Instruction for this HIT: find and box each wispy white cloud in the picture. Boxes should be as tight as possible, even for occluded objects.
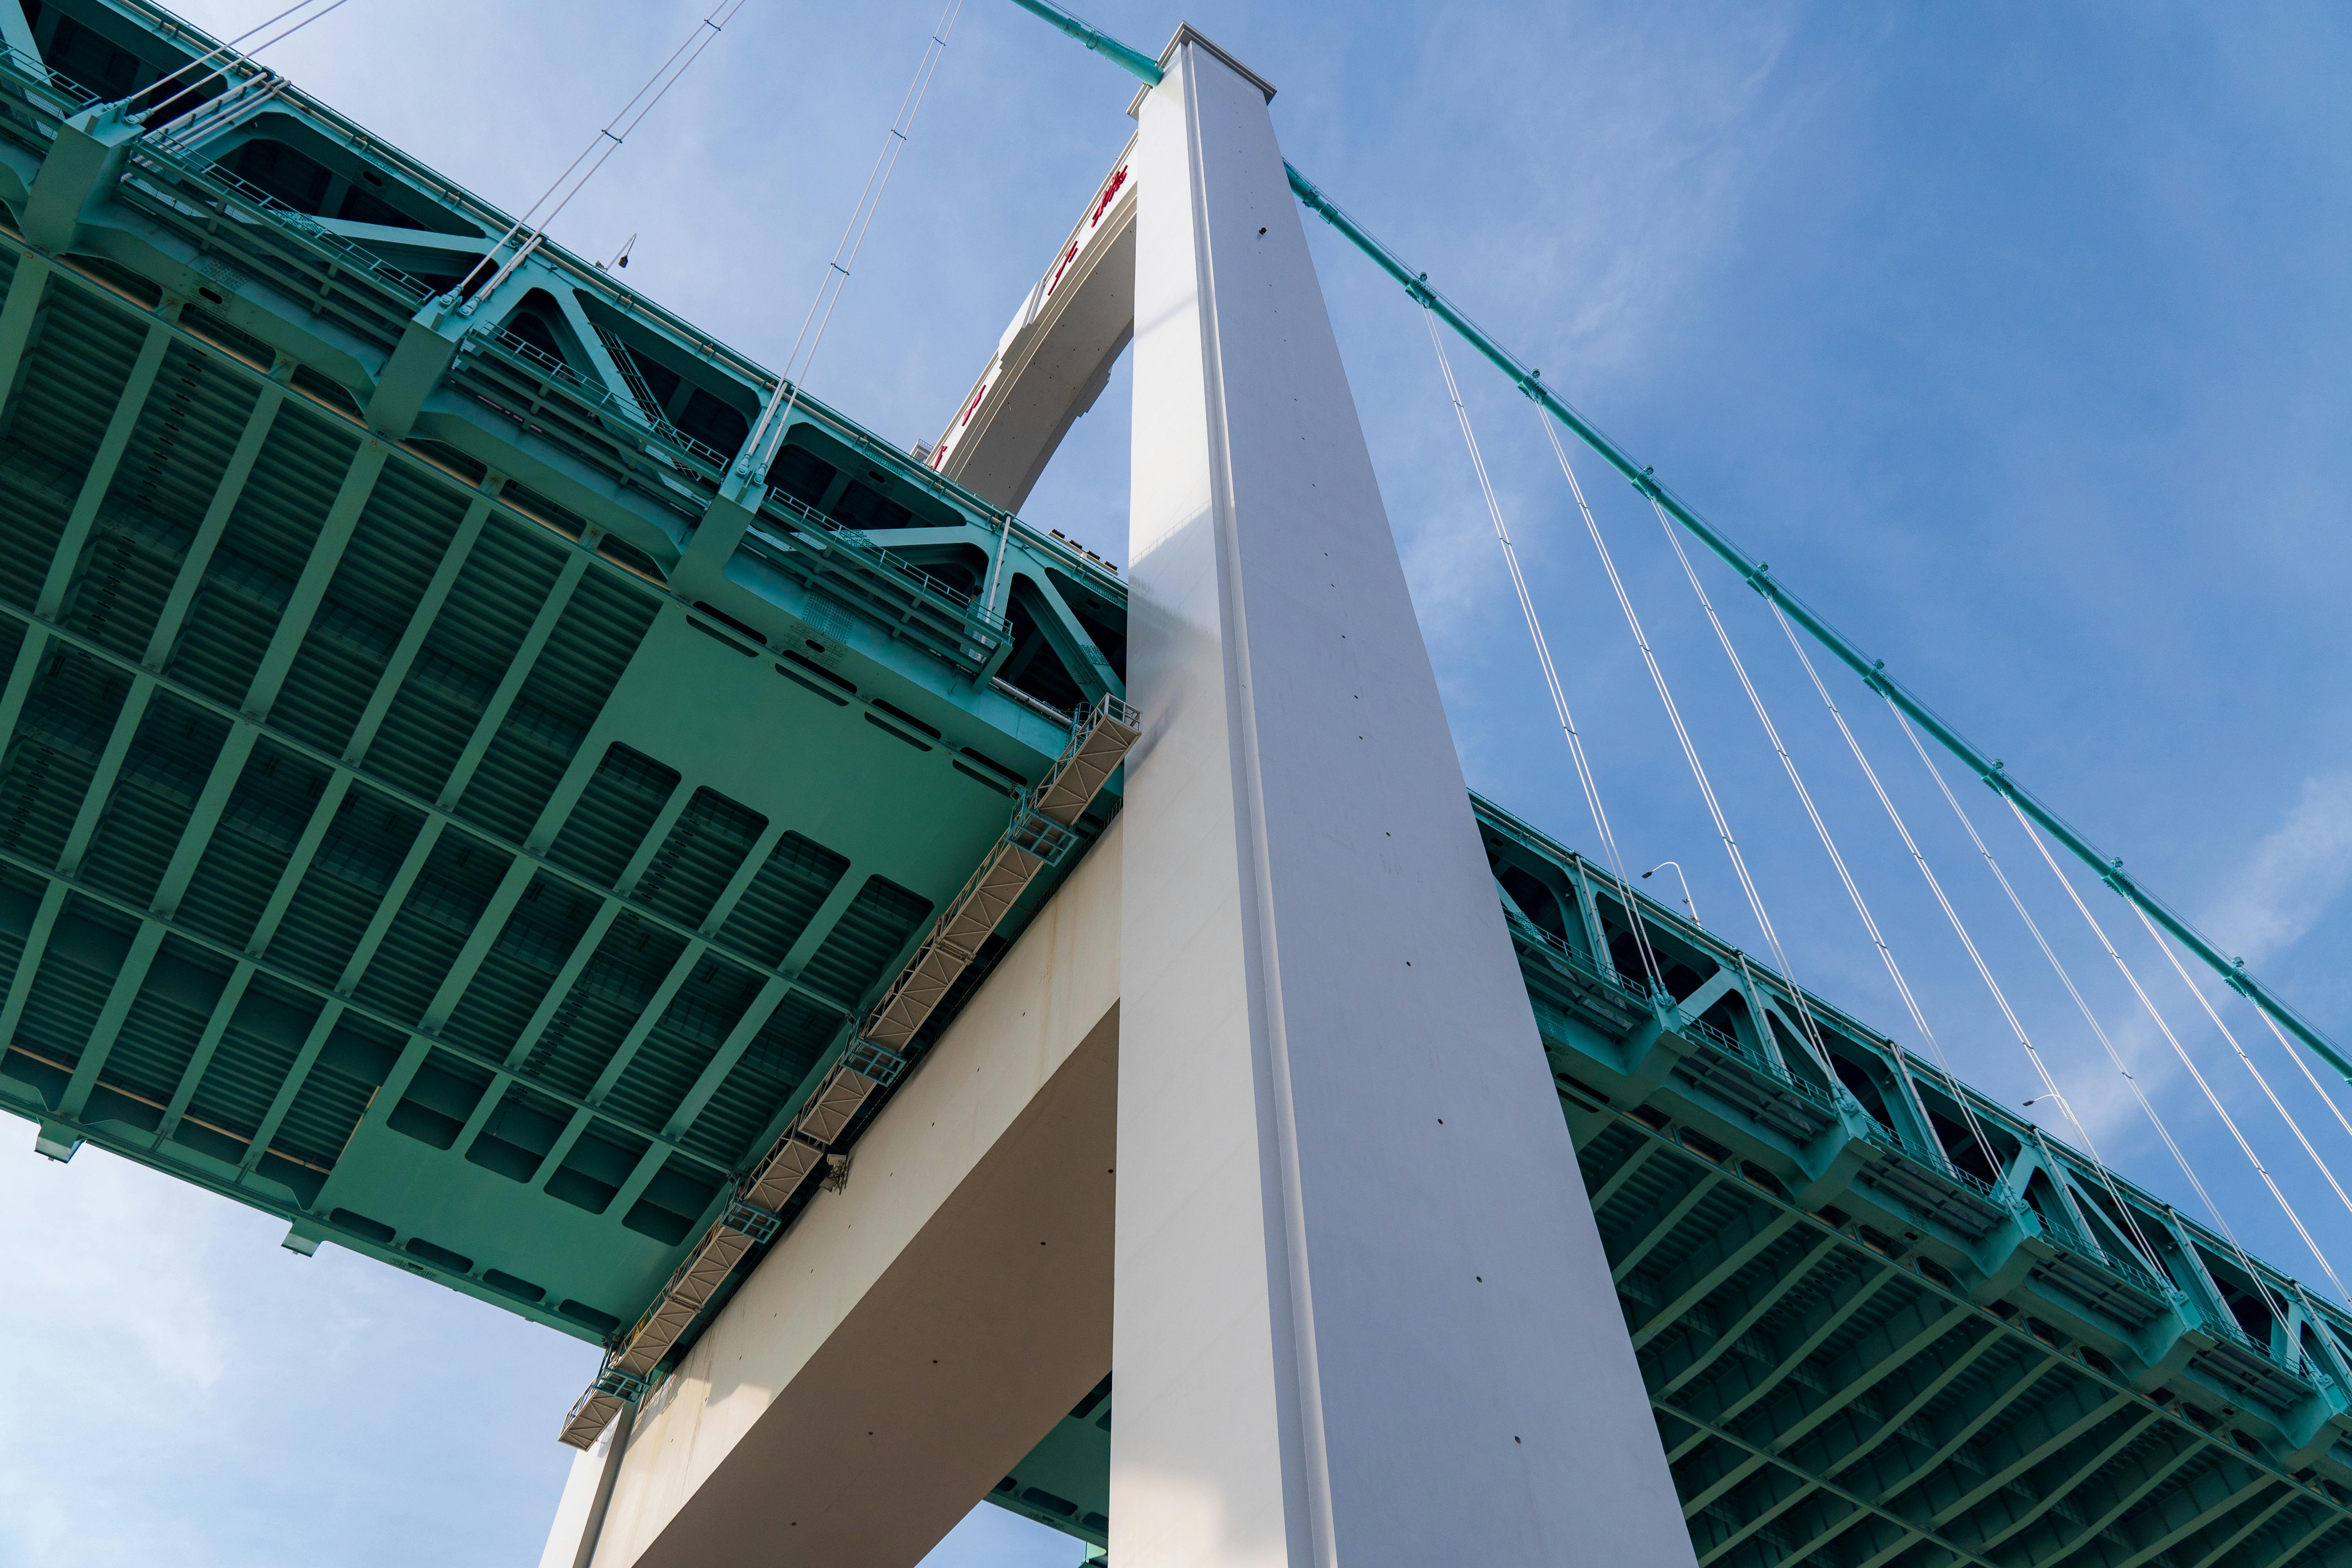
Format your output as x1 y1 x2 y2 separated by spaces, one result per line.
2047 775 2352 1213
2202 771 2352 967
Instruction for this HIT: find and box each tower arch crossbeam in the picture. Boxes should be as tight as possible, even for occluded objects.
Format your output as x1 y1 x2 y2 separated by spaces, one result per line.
925 137 1134 517
0 6 2342 1568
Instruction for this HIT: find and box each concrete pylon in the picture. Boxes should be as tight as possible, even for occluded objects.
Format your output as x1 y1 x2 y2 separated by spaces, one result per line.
1115 29 1693 1567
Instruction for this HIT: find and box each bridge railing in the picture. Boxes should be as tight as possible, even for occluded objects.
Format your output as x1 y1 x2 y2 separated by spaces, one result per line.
157 151 439 304
1672 1011 1834 1109
0 44 98 116
477 327 737 474
1501 905 1651 1007
452 328 748 526
735 499 1010 678
758 488 1009 635
114 142 426 356
1502 869 2334 1395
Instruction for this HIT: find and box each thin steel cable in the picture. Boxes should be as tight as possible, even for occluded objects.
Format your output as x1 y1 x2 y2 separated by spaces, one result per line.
1767 610 2154 1261
130 0 351 112
2004 795 2337 1310
131 0 312 98
1532 409 1839 1083
1887 701 2287 1311
2254 1005 2352 1148
456 0 751 307
1420 310 1662 995
740 0 966 475
2132 905 2352 1237
1652 503 1973 1176
141 63 268 140
152 73 287 151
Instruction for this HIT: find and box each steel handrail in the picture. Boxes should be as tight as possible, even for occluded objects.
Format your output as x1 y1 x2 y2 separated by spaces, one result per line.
128 141 436 305
0 44 98 109
757 488 1010 634
469 328 737 475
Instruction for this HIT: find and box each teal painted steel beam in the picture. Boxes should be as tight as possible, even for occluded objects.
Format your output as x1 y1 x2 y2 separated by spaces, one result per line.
342 496 492 766
0 839 734 1178
0 255 51 419
1002 0 1164 85
38 319 173 618
0 594 859 1024
143 380 285 672
1275 162 2352 1089
995 0 2349 1087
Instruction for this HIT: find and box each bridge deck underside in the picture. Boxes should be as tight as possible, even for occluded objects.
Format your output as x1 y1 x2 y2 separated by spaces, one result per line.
982 810 2352 1565
989 1075 2352 1568
0 6 2345 1566
0 234 1107 1339
990 1119 2352 1566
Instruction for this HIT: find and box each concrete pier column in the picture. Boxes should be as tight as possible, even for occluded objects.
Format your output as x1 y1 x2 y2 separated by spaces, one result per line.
550 824 1126 1568
1115 29 1694 1568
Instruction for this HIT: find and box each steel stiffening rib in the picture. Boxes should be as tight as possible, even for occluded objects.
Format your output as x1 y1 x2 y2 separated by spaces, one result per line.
0 254 52 412
1668 1405 2000 1568
0 595 856 1023
2056 1436 2207 1559
1966 1409 2165 1552
2111 1470 2276 1568
57 443 397 1142
2184 1488 2305 1568
559 694 1141 1448
2230 1498 2338 1568
0 840 726 1174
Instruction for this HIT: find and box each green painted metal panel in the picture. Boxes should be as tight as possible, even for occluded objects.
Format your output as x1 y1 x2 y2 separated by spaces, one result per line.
0 0 1130 1367
0 7 2341 1563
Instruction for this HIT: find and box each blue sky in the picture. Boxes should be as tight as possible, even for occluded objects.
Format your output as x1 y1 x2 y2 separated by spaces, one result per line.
5 2 2349 1564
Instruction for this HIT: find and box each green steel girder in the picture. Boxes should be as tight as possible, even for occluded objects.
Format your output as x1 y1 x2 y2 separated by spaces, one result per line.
0 7 2344 1564
2229 1506 2345 1568
0 249 49 391
997 1093 2352 1566
0 284 773 1183
0 527 894 1047
34 313 168 613
1655 1232 1849 1403
0 8 1124 715
992 810 2352 1562
0 5 1129 1345
0 841 718 1166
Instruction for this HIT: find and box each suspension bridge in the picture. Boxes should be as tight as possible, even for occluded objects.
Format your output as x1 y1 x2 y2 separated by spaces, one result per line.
0 2 2346 1566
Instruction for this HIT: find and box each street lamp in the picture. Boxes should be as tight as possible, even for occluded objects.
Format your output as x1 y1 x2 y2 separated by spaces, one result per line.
1642 861 1701 929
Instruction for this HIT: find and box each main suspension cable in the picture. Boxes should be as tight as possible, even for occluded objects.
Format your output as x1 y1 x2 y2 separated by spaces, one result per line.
2007 799 2344 1308
1532 410 1839 1085
1653 505 1976 1176
1419 309 1662 995
740 0 967 478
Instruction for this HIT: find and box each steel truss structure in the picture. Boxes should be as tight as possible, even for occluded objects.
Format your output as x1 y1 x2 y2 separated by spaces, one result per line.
0 3 2343 1563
